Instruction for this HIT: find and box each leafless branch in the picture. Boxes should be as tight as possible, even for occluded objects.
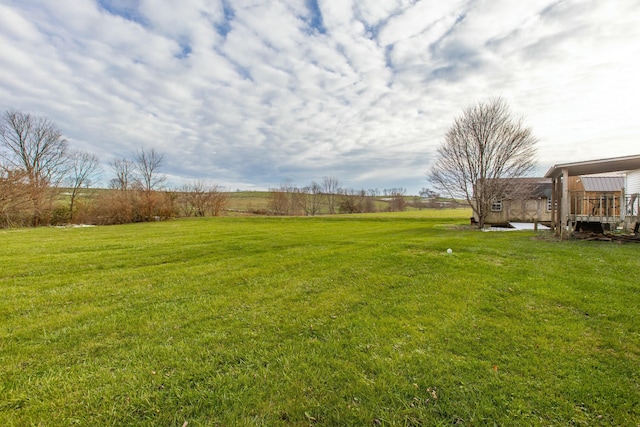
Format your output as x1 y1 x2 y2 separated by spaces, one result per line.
428 98 537 228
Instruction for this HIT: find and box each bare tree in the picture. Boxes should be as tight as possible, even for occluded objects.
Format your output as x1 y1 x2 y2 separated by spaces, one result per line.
109 158 135 191
209 185 229 216
180 180 228 217
322 176 340 214
180 180 207 217
303 181 324 216
134 148 166 220
419 187 440 199
384 187 407 212
269 179 304 216
66 150 102 222
135 148 166 193
338 188 375 213
428 98 537 228
102 157 139 223
361 190 376 213
338 188 359 213
268 189 289 215
0 110 69 225
0 166 30 227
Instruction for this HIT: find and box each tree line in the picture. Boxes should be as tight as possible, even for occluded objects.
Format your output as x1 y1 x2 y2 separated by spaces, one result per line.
1 109 431 228
0 109 229 228
3 97 535 230
267 177 412 216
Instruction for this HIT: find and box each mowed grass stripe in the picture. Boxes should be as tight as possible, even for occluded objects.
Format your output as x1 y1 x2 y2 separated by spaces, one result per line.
1 210 639 425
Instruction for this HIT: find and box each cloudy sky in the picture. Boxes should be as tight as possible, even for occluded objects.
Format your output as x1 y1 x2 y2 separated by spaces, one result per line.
1 0 639 193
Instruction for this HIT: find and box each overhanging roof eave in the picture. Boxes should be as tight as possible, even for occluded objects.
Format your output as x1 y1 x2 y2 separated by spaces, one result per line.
543 154 640 179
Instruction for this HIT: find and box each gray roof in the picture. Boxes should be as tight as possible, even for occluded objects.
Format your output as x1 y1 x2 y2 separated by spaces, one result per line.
544 154 640 179
487 177 552 199
580 176 624 192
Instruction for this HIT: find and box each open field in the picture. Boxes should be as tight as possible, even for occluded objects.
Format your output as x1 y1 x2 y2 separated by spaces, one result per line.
1 210 639 426
225 191 272 214
223 191 430 215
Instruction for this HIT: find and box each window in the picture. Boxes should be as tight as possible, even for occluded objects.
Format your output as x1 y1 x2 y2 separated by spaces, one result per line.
491 200 502 212
546 197 556 211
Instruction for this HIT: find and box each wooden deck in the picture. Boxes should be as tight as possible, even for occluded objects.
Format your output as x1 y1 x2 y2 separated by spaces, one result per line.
569 193 639 230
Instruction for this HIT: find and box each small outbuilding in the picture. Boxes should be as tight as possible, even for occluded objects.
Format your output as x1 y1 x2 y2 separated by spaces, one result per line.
475 177 553 226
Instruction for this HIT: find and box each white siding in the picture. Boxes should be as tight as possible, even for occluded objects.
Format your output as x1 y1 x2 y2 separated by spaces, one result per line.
626 169 640 194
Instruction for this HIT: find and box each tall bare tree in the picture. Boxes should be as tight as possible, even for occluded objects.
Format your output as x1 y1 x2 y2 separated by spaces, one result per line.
135 148 166 193
304 181 324 216
134 148 166 220
0 110 69 225
66 150 102 222
428 98 537 228
322 176 340 214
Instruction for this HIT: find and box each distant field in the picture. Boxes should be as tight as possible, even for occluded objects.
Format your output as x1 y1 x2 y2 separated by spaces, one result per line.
223 191 427 215
1 210 639 426
56 189 453 218
226 191 272 214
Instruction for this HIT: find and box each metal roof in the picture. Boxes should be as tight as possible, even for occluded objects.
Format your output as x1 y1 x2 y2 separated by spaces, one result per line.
579 176 624 192
544 154 640 179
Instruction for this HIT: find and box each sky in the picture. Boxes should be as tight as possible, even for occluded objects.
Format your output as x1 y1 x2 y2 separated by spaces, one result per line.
1 0 639 194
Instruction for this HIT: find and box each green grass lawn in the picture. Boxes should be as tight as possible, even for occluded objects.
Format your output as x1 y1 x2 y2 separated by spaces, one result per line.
1 210 639 426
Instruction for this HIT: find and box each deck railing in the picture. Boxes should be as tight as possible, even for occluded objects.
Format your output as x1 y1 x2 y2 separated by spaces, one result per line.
569 192 640 220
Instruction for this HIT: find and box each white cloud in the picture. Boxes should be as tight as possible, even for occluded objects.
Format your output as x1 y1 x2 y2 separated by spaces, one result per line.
0 0 639 193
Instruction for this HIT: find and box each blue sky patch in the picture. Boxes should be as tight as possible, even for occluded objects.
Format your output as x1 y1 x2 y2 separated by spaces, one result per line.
215 1 235 38
305 0 326 34
97 0 146 26
176 43 192 59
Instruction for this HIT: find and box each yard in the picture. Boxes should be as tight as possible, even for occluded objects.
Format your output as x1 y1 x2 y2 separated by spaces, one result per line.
1 210 639 425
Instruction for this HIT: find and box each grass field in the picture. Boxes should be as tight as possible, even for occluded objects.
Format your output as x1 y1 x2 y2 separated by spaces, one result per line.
223 191 419 214
1 210 639 426
225 191 272 214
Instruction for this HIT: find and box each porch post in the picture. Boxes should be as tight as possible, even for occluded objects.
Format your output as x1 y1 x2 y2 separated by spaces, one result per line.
562 168 571 236
554 177 562 236
551 177 557 234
